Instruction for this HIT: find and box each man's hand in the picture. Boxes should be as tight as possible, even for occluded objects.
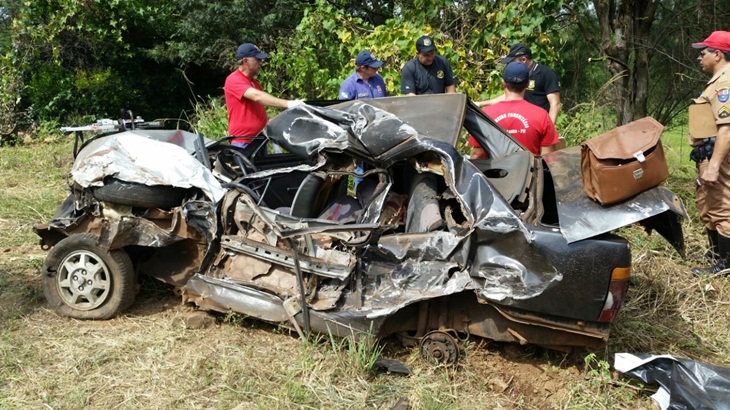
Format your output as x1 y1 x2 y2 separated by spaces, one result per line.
287 100 305 109
702 163 721 185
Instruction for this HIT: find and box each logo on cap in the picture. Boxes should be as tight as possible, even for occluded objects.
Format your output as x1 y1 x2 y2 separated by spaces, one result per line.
423 38 432 47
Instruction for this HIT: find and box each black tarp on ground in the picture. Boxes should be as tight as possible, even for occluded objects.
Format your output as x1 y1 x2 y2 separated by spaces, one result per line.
615 353 730 410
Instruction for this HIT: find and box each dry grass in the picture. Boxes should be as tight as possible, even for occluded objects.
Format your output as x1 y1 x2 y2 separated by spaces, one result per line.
1 129 728 409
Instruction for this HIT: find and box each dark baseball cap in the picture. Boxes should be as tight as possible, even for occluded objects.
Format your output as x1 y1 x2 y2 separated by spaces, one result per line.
503 62 530 85
236 43 269 60
416 35 436 53
692 31 730 52
500 44 532 63
355 50 384 68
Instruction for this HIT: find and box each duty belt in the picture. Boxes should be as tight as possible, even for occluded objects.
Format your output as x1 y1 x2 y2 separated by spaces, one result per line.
690 137 716 163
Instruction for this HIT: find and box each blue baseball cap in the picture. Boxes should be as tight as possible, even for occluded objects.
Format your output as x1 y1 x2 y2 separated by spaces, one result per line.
503 62 530 85
236 43 269 60
355 50 383 68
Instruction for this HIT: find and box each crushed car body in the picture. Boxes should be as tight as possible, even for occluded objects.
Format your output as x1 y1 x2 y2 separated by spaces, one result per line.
35 94 686 363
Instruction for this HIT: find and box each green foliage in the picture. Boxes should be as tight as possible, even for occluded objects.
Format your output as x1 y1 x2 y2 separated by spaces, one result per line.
190 96 229 140
1 0 198 132
583 353 611 388
0 54 23 136
26 63 74 120
0 0 714 140
148 0 306 68
265 0 565 102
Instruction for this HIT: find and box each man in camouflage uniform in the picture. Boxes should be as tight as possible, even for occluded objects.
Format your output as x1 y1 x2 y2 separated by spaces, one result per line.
689 31 730 276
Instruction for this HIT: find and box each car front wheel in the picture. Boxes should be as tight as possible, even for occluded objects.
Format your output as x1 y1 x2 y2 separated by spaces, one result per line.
41 233 136 319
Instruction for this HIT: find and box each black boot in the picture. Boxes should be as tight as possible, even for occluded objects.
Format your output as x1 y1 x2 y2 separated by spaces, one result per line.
705 229 719 262
692 233 730 277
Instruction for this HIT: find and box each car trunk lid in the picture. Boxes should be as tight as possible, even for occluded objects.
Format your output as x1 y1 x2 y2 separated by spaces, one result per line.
543 146 686 255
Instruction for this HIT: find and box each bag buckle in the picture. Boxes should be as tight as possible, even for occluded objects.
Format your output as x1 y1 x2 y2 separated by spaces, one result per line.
633 150 646 163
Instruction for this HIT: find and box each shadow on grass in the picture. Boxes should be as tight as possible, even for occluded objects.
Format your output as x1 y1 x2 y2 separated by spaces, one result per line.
0 260 46 327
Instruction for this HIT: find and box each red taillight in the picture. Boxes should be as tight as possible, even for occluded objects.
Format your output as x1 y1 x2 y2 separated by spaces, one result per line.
598 266 631 322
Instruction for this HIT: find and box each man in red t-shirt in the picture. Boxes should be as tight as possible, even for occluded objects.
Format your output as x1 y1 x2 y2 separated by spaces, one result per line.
469 62 559 158
224 43 304 147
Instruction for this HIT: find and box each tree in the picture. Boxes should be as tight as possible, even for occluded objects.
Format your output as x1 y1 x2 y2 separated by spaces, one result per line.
565 0 659 125
267 0 565 102
564 0 730 126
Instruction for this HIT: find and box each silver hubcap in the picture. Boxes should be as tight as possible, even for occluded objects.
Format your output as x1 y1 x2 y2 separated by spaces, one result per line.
57 250 111 310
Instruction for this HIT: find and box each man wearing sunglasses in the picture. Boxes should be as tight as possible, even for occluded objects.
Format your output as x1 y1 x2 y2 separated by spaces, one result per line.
688 31 730 276
224 43 304 148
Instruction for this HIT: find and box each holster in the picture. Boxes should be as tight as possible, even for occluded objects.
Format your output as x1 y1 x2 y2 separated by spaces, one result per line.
690 137 716 163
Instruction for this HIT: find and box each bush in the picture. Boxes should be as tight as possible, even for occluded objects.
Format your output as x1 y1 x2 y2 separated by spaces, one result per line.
190 96 228 140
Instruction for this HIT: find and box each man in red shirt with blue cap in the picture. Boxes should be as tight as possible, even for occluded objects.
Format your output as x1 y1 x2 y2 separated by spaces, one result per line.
469 62 559 158
224 43 304 148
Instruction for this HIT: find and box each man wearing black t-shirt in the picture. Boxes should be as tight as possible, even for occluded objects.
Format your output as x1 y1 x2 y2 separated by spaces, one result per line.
478 44 561 124
400 35 456 95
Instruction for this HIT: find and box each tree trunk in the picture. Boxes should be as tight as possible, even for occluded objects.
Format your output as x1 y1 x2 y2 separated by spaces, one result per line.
590 0 659 125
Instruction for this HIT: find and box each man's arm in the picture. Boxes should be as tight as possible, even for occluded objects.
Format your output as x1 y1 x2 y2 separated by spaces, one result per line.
701 123 730 184
243 87 290 109
547 92 561 123
400 61 417 95
476 94 505 108
443 59 457 94
338 81 354 100
540 144 557 155
470 146 487 159
539 112 560 155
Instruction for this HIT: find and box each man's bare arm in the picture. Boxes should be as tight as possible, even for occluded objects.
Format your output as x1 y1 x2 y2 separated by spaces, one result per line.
540 144 557 155
470 146 487 159
547 92 561 124
475 94 505 108
243 87 290 109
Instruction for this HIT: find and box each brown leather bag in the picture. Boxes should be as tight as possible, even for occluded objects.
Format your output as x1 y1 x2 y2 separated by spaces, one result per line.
580 117 669 205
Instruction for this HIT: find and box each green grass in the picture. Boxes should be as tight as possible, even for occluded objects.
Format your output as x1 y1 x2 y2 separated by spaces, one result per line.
0 138 73 248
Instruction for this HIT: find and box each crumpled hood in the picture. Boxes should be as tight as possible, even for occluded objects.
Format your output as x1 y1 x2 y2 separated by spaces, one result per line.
72 132 226 203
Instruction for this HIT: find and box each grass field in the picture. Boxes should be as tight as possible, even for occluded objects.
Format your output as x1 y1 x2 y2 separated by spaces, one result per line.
0 125 728 410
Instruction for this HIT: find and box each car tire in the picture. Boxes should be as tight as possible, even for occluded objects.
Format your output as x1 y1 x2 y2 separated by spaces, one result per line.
92 178 190 209
41 233 136 320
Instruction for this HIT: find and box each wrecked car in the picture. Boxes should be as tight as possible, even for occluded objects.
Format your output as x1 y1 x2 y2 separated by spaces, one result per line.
35 94 685 364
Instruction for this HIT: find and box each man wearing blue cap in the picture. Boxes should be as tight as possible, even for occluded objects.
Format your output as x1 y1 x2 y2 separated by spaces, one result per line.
469 62 559 158
339 50 388 100
478 44 561 124
224 43 304 148
400 35 456 95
